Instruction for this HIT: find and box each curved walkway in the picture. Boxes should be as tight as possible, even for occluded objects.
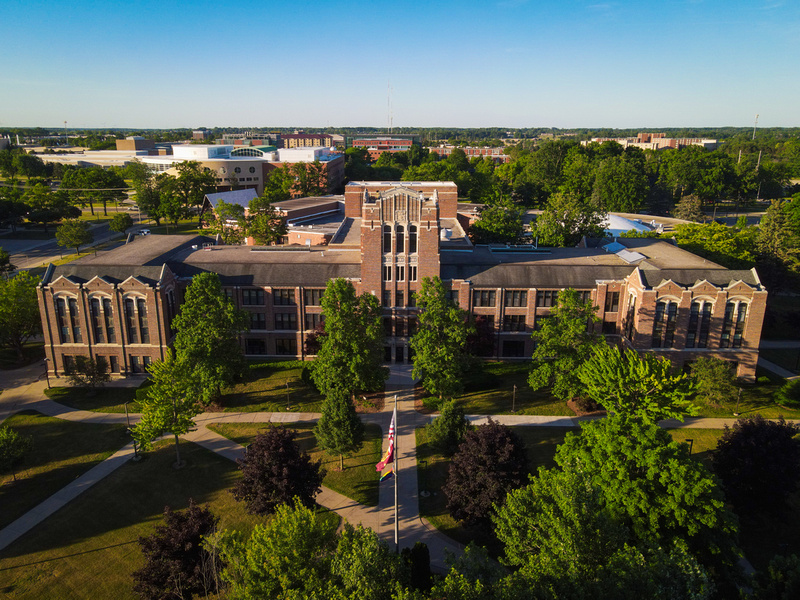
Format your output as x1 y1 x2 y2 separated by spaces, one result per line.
2 363 797 571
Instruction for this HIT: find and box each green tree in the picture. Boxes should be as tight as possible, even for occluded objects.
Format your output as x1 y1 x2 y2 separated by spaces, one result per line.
0 247 14 275
55 219 93 254
468 196 526 244
126 159 163 225
758 198 800 273
690 357 737 407
410 276 474 400
427 399 471 456
171 161 217 211
171 272 248 405
0 271 42 364
232 426 324 515
311 278 386 401
577 344 698 422
132 352 201 468
108 212 133 234
262 165 293 203
528 288 602 402
207 199 246 245
66 355 110 389
673 194 705 222
591 155 649 213
23 185 80 233
314 391 364 471
246 196 287 245
555 416 740 584
533 192 605 247
442 418 528 525
217 499 337 600
0 425 33 482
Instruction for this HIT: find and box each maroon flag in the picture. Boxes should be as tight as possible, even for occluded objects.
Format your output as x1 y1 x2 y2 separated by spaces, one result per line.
375 412 395 472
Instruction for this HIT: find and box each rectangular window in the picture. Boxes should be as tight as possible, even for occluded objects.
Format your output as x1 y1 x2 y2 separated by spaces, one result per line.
652 301 677 348
125 299 138 344
396 318 406 337
249 312 266 330
396 266 405 282
90 298 104 344
304 289 324 306
503 314 526 332
274 313 297 330
242 289 265 306
408 317 417 336
224 288 234 302
577 291 591 303
245 339 267 355
275 338 297 355
109 355 119 373
305 313 324 331
536 290 558 308
63 354 76 374
129 355 141 374
408 292 416 308
103 298 116 343
273 289 295 306
383 290 391 307
604 291 620 313
602 320 618 335
383 265 392 282
472 290 496 307
625 295 636 340
137 299 149 344
447 290 460 306
501 340 526 357
56 298 69 343
68 298 82 343
395 290 404 308
504 290 528 308
384 317 393 337
409 266 418 282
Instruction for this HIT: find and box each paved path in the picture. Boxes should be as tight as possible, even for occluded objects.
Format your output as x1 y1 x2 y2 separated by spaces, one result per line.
1 361 797 570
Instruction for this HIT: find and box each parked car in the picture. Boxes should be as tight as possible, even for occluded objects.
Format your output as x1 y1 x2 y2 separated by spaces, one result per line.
138 229 150 236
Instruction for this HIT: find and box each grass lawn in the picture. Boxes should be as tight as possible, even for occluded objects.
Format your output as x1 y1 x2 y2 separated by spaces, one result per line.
0 410 130 530
692 380 800 419
423 361 571 416
207 422 383 507
0 440 288 600
0 342 45 371
44 385 142 414
219 361 324 413
145 219 204 236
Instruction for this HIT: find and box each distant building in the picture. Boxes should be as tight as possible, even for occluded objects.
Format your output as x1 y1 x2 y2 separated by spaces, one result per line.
583 133 718 151
430 145 510 163
282 133 334 148
192 129 210 140
38 181 766 381
346 134 420 161
116 137 156 152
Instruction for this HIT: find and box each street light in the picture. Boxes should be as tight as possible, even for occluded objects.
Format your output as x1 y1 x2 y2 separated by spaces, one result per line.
125 402 141 462
43 358 51 389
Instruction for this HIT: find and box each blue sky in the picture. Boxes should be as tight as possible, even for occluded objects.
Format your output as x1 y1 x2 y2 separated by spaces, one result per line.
1 0 798 129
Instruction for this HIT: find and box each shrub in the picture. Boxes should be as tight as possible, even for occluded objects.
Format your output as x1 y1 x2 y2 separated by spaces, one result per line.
427 400 471 456
775 378 800 409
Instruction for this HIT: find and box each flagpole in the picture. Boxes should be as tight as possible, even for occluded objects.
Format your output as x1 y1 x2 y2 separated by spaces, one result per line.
394 394 399 554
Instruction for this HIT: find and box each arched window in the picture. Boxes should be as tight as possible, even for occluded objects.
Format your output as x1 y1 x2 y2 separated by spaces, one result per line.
396 225 405 253
686 300 712 348
652 300 678 348
383 225 392 253
409 225 417 253
721 301 748 348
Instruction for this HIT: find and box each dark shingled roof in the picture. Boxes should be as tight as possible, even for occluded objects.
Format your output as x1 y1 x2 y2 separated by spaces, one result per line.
442 264 637 288
49 265 167 286
172 262 361 287
641 269 760 288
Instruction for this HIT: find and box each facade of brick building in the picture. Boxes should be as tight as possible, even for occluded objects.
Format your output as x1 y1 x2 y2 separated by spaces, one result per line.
38 181 766 381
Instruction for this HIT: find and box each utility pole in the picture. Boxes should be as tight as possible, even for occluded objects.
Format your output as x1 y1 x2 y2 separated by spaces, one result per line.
752 114 759 141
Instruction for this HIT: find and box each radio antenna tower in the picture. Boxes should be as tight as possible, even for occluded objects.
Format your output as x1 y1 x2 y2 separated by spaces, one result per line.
387 81 393 133
752 114 759 141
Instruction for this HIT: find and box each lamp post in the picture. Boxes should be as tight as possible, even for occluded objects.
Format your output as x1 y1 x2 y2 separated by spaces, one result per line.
512 384 517 413
43 358 51 389
686 439 694 455
125 402 141 462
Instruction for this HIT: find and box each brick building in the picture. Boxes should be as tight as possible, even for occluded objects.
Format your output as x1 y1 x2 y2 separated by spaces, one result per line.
282 133 334 148
37 181 766 381
430 145 511 163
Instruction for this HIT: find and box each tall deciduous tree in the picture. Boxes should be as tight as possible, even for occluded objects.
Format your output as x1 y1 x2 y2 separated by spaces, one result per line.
0 247 14 275
56 219 93 254
311 278 385 401
591 154 649 213
427 399 471 456
577 344 698 422
172 272 248 405
555 416 740 585
533 191 605 247
528 288 602 402
314 391 364 471
207 200 246 245
132 500 220 600
246 196 287 246
468 196 526 244
23 185 80 233
232 426 324 516
690 357 737 407
0 271 42 364
410 276 474 400
171 161 217 211
713 415 800 513
442 418 528 525
132 352 201 468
